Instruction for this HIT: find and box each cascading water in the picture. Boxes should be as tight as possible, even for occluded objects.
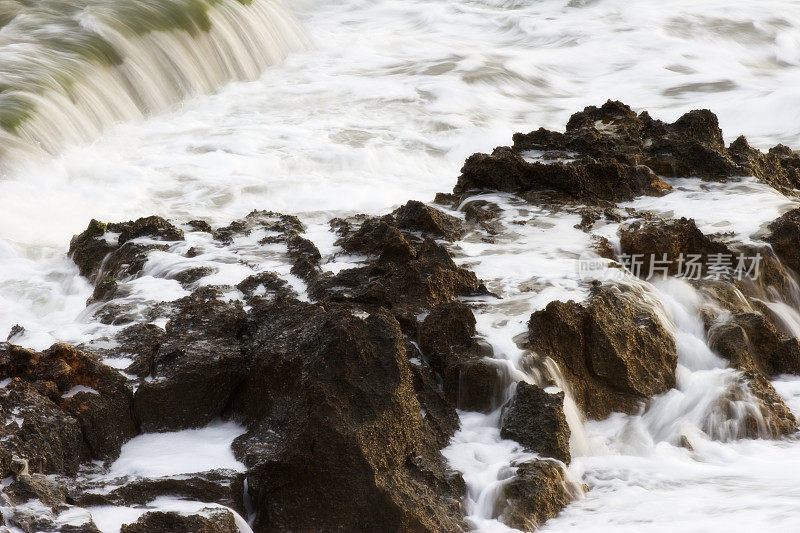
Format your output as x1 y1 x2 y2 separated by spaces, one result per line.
0 0 308 162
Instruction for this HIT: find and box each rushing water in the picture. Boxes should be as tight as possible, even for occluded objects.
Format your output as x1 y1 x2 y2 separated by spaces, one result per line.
3 0 800 531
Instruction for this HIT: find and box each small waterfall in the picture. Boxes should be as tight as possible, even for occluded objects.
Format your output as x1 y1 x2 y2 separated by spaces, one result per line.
0 0 309 160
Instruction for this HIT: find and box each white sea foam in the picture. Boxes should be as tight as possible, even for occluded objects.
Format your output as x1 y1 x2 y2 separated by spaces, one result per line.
108 419 246 477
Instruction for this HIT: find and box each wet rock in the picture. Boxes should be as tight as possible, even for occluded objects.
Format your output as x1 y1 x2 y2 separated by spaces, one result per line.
710 312 800 376
284 230 322 279
765 208 800 274
457 100 800 202
407 357 460 449
69 470 245 516
450 357 510 413
419 302 478 374
500 382 570 464
310 237 486 315
0 380 82 477
4 473 66 507
6 325 24 343
235 271 297 302
187 220 213 233
212 210 303 244
393 200 465 241
133 288 246 431
69 217 183 282
418 302 505 411
499 460 578 531
172 266 216 288
528 284 678 419
232 298 466 532
0 343 136 461
455 146 670 203
120 508 238 533
619 217 731 277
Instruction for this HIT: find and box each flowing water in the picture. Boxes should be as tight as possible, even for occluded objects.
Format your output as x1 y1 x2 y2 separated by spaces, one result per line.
3 0 800 531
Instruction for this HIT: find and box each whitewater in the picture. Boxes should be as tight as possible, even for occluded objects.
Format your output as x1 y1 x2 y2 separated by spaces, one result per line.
3 0 800 531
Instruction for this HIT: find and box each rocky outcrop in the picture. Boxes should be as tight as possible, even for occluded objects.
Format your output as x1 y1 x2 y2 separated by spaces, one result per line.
69 216 184 286
310 211 487 321
766 208 800 274
120 508 239 533
528 284 678 419
456 146 670 203
0 343 137 466
499 460 579 532
132 288 247 432
232 298 466 532
513 100 800 193
500 382 571 464
619 217 731 277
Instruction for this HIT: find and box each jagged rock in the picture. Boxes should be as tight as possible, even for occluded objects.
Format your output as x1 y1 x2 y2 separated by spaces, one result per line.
456 146 670 203
0 380 82 477
120 508 238 533
457 101 800 203
766 208 800 274
450 357 510 413
710 312 800 376
528 284 678 419
0 343 136 461
393 200 465 241
619 217 731 277
4 473 66 507
418 302 505 411
500 382 570 464
499 460 577 531
232 298 466 532
187 220 213 233
212 210 303 244
419 302 479 374
407 358 460 449
69 470 245 516
235 271 297 302
69 217 184 283
6 325 24 343
309 237 486 315
133 288 246 431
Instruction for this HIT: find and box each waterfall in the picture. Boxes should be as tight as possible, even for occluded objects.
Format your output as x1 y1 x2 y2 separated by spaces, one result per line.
0 0 309 162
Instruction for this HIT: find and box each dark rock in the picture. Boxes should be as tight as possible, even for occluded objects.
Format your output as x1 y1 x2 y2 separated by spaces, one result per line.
187 220 213 233
213 210 303 244
528 285 678 419
499 460 578 531
69 217 183 284
6 324 24 342
0 380 82 477
455 146 670 203
232 298 466 532
449 357 510 413
235 271 297 302
418 302 506 412
710 312 800 376
393 200 465 241
0 343 136 461
619 217 731 277
419 302 478 375
500 382 571 464
133 288 246 431
766 208 800 274
69 469 245 516
309 238 486 314
120 508 238 533
172 266 215 287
